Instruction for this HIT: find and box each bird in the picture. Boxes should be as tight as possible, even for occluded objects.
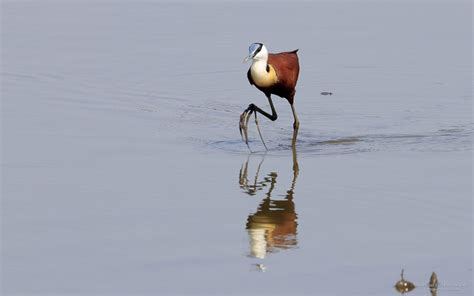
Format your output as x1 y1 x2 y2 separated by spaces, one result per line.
240 42 300 149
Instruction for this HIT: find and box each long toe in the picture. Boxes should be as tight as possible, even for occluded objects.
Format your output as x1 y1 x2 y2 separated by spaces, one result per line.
254 113 268 150
239 111 249 141
243 113 249 145
239 113 245 140
244 110 253 144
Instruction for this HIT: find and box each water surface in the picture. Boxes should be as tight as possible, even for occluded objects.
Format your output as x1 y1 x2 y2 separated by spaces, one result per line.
2 0 472 295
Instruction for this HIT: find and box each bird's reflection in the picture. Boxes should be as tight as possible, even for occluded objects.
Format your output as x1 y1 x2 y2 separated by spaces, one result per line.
238 146 299 259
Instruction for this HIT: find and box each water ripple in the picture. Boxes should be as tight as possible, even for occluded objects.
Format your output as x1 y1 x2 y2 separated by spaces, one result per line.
207 127 472 155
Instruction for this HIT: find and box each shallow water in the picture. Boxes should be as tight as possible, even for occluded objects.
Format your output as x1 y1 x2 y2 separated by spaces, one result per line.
2 0 472 295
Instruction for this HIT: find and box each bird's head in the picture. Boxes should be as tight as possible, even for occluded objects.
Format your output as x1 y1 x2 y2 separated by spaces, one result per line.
243 43 268 63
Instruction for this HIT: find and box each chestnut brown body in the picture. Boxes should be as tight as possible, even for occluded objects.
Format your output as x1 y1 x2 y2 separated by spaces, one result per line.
247 49 300 105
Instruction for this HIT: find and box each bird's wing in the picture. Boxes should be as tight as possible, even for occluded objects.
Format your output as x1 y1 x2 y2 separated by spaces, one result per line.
268 51 299 72
268 51 299 77
247 68 254 85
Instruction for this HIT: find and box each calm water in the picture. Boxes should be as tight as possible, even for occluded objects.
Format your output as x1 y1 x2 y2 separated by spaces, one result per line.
2 1 472 295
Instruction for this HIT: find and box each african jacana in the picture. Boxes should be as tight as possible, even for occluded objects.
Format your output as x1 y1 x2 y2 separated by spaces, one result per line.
240 42 300 149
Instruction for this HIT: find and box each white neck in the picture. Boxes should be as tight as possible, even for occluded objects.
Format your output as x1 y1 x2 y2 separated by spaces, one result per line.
251 59 268 76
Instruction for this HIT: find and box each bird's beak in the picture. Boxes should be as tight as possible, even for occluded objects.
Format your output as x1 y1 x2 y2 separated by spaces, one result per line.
243 54 253 63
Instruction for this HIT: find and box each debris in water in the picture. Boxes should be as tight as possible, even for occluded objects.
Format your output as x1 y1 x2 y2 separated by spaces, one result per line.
429 272 438 296
320 91 333 95
394 269 415 294
255 263 267 272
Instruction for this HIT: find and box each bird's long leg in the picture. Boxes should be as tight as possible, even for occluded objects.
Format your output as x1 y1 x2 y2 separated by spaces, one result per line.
290 103 300 147
251 94 278 122
254 112 268 151
291 143 299 177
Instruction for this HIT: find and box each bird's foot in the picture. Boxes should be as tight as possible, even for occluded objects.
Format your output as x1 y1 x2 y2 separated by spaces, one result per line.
239 104 258 149
239 105 254 149
239 104 269 151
